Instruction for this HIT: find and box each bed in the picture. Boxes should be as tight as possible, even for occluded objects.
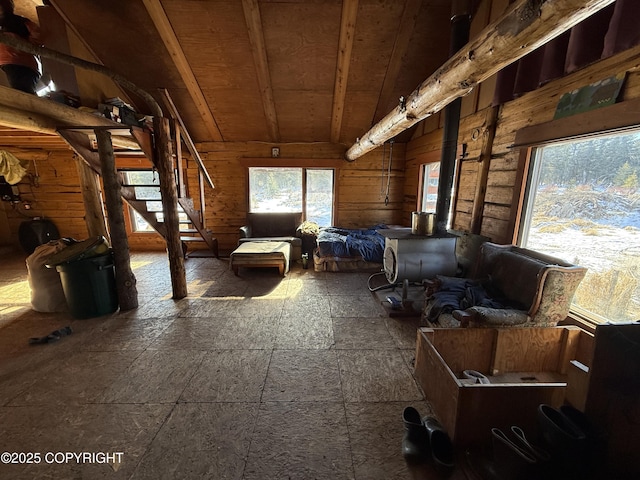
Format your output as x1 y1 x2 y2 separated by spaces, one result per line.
313 225 386 272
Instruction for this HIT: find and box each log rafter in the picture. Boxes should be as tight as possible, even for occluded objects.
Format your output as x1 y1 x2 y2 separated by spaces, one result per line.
330 0 359 144
242 0 280 143
141 0 223 142
345 0 616 161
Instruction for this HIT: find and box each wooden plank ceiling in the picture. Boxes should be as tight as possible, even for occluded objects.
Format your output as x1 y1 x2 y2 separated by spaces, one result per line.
36 0 452 146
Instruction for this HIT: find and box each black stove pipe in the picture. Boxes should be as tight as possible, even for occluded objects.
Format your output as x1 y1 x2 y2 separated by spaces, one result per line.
435 6 472 234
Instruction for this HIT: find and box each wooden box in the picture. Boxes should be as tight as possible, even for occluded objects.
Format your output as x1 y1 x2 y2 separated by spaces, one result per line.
414 326 590 446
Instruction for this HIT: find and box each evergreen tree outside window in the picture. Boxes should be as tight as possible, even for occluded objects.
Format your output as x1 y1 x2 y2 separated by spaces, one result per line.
519 130 640 324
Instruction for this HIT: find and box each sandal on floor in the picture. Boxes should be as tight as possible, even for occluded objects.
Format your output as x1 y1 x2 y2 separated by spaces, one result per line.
29 326 73 345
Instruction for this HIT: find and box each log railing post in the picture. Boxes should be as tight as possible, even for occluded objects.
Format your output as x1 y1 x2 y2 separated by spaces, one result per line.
95 128 139 311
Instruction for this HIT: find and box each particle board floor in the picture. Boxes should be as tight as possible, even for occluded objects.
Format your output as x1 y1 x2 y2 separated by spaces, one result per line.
0 250 474 480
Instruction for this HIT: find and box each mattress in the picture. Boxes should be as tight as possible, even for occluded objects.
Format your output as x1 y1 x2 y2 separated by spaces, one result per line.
316 226 386 263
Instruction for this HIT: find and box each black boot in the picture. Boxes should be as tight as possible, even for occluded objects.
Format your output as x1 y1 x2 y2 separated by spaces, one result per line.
423 415 455 476
402 406 428 463
491 428 538 479
559 405 608 479
537 404 587 479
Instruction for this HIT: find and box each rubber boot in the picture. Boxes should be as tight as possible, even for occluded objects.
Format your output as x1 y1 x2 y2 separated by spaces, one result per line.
423 415 455 476
510 426 552 478
491 428 538 479
559 405 608 479
537 404 587 479
402 406 428 463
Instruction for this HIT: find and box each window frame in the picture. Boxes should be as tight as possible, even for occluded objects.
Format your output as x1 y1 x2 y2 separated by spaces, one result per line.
512 97 640 329
240 158 341 226
415 148 442 213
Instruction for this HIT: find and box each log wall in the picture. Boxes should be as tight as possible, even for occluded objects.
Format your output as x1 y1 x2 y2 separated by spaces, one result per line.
195 141 406 255
2 148 166 251
405 9 640 244
3 149 89 246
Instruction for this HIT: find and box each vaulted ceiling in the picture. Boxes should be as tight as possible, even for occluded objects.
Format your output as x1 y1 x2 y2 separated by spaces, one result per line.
22 0 455 147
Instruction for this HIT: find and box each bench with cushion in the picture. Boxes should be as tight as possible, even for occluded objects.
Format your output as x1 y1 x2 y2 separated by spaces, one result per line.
230 240 291 276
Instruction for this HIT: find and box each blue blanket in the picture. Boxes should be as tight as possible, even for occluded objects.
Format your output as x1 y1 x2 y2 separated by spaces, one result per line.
317 225 386 263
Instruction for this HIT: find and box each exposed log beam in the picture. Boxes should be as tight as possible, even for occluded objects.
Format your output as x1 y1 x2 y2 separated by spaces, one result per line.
345 0 616 161
0 91 141 150
142 0 223 142
330 0 359 144
242 0 280 143
373 0 422 124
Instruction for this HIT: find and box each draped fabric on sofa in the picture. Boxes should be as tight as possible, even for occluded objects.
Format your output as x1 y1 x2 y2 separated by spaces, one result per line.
492 0 640 106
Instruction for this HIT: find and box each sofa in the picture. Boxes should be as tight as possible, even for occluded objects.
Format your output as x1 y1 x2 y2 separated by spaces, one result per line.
239 212 303 260
422 242 587 328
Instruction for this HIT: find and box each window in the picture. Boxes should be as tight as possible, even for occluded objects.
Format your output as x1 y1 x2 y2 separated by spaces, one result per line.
249 167 334 226
419 162 440 213
518 130 640 324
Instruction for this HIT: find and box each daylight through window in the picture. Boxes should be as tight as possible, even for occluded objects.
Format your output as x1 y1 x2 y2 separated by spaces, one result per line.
518 130 640 324
420 162 440 213
249 167 334 227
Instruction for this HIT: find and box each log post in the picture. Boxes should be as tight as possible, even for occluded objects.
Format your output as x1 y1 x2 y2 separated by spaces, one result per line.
154 116 187 299
95 129 138 311
74 155 109 239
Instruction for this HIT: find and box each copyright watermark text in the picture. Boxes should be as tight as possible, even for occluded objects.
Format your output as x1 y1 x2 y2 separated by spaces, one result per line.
1 451 124 465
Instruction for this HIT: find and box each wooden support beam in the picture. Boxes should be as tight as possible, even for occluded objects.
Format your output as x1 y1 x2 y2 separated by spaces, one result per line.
74 155 109 239
330 0 359 144
470 105 499 234
242 0 280 142
345 0 616 161
58 128 102 172
153 116 188 299
95 129 139 312
142 0 223 142
373 0 422 124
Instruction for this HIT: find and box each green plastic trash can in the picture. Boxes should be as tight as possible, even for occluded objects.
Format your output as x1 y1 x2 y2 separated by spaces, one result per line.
45 237 119 319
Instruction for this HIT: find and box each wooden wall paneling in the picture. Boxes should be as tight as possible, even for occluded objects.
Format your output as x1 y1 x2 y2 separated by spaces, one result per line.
261 1 340 142
479 216 510 244
456 161 480 202
365 0 420 125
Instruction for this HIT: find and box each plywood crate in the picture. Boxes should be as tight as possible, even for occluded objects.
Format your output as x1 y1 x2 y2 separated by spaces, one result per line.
414 326 590 446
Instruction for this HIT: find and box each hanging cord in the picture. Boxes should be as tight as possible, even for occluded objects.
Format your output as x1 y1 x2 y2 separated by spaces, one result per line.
384 140 394 206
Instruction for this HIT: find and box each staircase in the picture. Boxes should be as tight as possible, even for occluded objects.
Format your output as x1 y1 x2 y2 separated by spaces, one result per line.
57 123 218 258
